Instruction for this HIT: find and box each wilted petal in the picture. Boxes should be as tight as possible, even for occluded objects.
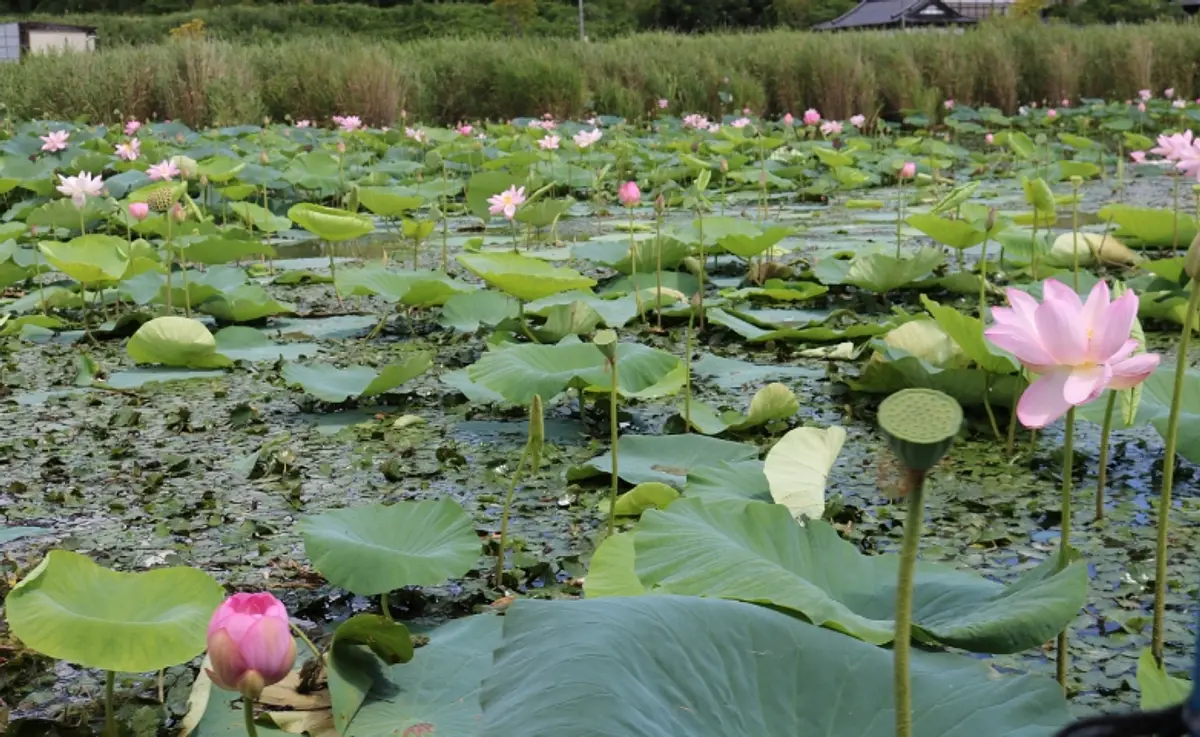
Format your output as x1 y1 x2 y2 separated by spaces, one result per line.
1034 295 1087 365
1062 364 1112 405
1017 369 1073 429
1109 353 1160 389
1095 291 1139 361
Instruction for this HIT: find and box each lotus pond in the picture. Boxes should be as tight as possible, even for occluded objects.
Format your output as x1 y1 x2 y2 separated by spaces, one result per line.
2 99 1200 737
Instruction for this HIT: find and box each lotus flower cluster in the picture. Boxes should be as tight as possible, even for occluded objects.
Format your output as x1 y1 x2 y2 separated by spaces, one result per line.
488 185 526 220
405 126 428 144
985 280 1159 428
730 117 751 129
682 114 711 130
206 593 296 700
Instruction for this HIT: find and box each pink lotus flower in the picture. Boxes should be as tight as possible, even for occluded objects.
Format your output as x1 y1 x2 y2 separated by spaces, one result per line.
943 99 955 110
295 120 311 128
899 162 916 179
802 109 821 126
116 139 141 162
1130 150 1147 163
457 123 473 136
147 159 180 181
336 141 346 154
618 180 640 207
1174 99 1187 110
707 123 721 133
657 98 669 110
742 107 752 115
488 185 526 220
731 117 751 129
334 115 362 132
985 280 1159 428
405 126 427 144
783 113 795 126
1139 89 1153 101
1061 98 1071 107
40 130 69 153
1046 108 1058 119
124 120 142 136
1150 130 1194 161
985 133 995 145
573 129 602 148
850 114 866 128
129 202 149 221
682 114 709 130
56 172 103 208
206 593 296 700
538 135 560 150
1139 102 1147 113
1166 87 1176 98
820 120 843 136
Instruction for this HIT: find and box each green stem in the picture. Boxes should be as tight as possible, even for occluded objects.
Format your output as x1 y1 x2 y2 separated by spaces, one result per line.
685 306 694 428
242 696 258 737
495 443 531 588
655 209 664 331
696 212 705 331
1096 391 1117 521
380 592 392 621
1071 182 1080 292
517 302 540 344
165 218 174 312
895 178 904 259
607 357 620 537
441 161 449 271
628 207 644 322
978 236 989 319
1172 172 1181 258
1152 283 1200 664
105 671 116 737
893 472 926 737
1005 370 1022 456
1056 405 1076 692
982 373 1001 440
288 622 323 665
178 243 191 318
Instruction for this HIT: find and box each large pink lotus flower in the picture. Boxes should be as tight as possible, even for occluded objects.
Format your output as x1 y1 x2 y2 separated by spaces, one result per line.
985 280 1159 428
618 181 640 207
56 172 103 208
802 109 821 126
334 115 362 132
206 593 296 699
1151 131 1194 161
538 134 560 150
147 159 180 181
124 119 142 136
129 202 149 221
40 130 69 153
820 120 843 137
116 139 141 162
488 185 526 220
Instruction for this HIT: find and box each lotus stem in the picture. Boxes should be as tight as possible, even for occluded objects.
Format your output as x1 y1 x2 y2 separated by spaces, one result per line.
628 208 645 322
105 670 116 737
1005 371 1022 456
893 471 926 737
982 373 1001 440
33 245 46 316
685 305 694 429
1056 405 1076 692
242 695 258 737
655 208 664 331
1172 171 1182 259
441 161 450 271
178 244 191 318
1096 391 1117 521
1152 284 1200 664
607 355 620 537
696 212 705 331
380 591 392 621
288 622 324 665
496 441 531 587
1071 180 1081 292
978 235 989 319
895 178 904 259
516 302 540 344
165 218 174 312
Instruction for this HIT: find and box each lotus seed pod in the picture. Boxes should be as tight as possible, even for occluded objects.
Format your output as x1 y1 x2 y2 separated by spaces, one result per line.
145 186 175 213
877 388 962 473
1186 233 1200 283
1069 175 1083 186
593 329 618 363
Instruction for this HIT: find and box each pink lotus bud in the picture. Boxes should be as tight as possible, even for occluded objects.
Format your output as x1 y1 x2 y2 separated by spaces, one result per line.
899 162 916 180
654 192 665 213
1130 150 1146 163
720 158 728 173
206 593 296 700
802 109 821 126
260 151 269 165
129 202 149 221
618 180 640 207
336 141 346 154
1166 88 1176 99
782 113 795 127
1138 102 1147 113
169 203 186 223
985 133 995 145
1046 108 1058 119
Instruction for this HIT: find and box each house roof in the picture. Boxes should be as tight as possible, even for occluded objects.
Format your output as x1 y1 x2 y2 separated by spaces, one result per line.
14 21 97 34
814 0 975 30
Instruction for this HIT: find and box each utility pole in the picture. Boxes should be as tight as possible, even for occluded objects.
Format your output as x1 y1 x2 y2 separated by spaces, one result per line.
578 0 586 41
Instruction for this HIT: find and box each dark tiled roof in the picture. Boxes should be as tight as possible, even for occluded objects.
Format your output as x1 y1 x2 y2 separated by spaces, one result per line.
814 0 974 29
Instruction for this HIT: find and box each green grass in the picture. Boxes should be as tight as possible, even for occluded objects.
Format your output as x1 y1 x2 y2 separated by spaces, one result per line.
3 21 1200 128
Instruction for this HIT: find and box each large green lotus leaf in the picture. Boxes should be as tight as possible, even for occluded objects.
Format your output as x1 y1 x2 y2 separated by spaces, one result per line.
457 252 595 302
571 236 691 275
299 499 480 596
813 249 944 293
514 197 574 228
228 202 291 234
439 290 520 333
465 170 526 222
335 267 474 306
200 285 296 322
1137 647 1191 710
684 460 771 503
287 203 374 242
717 225 794 259
127 316 232 369
480 596 1072 737
667 216 759 245
283 151 341 191
584 533 645 598
39 235 130 284
212 327 317 363
706 306 912 343
906 213 986 249
195 155 246 183
180 235 275 265
121 266 246 307
851 346 1026 408
5 549 225 672
27 198 108 230
685 382 800 435
357 186 425 217
1079 364 1200 465
467 341 682 405
282 354 432 402
340 614 501 737
920 295 1019 374
721 281 828 303
634 499 1087 652
526 290 638 329
570 434 759 489
1098 204 1198 248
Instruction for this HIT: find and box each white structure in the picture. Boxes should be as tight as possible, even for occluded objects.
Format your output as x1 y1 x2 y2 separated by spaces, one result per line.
0 22 96 63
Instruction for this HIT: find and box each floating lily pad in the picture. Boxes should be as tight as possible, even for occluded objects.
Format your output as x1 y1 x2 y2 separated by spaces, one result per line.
282 355 432 403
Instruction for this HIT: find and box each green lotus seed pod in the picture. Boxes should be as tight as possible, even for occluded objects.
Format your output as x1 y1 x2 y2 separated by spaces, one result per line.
877 388 963 472
145 186 177 213
593 329 618 362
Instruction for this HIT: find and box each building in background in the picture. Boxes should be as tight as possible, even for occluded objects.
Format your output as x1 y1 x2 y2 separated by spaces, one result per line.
814 0 981 30
0 21 96 63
